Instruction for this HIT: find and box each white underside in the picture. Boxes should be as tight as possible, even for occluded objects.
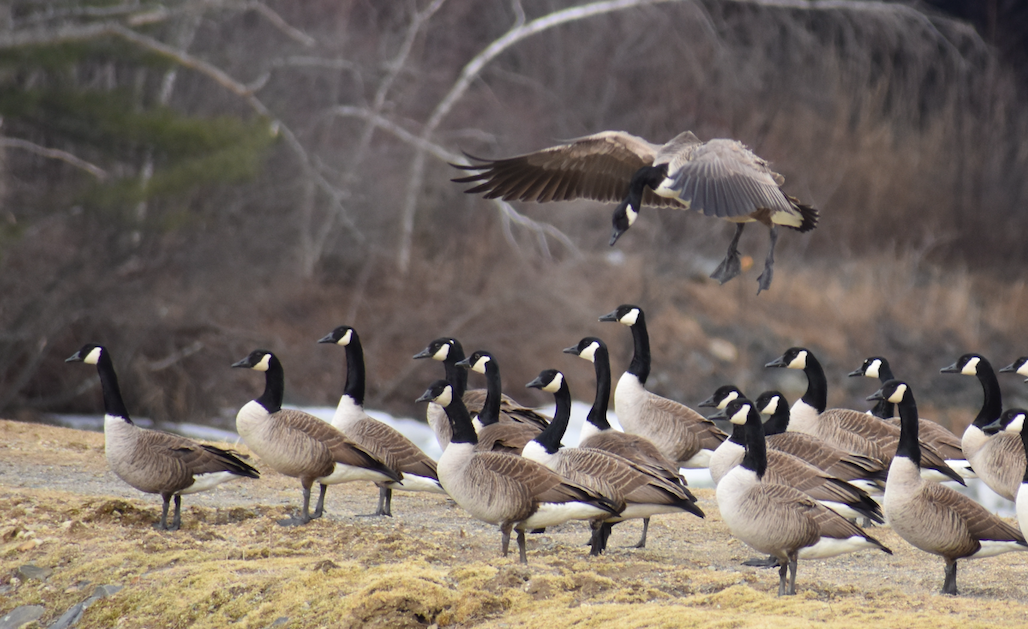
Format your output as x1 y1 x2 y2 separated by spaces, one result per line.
798 535 881 559
1018 484 1028 539
519 501 610 530
179 471 242 495
946 458 978 480
384 474 446 494
969 540 1028 559
611 503 691 522
317 464 395 485
680 448 716 469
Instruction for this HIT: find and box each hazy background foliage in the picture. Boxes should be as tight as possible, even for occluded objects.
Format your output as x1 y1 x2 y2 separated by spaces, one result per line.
3 0 1028 431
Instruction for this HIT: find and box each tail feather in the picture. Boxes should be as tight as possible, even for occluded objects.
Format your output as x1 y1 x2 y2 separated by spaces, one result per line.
786 195 819 233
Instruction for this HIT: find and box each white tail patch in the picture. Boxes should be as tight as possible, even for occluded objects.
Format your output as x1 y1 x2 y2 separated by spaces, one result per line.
180 471 242 495
799 535 881 559
521 501 611 530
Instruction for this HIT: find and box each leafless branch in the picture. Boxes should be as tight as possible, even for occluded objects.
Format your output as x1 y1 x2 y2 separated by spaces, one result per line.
0 137 108 180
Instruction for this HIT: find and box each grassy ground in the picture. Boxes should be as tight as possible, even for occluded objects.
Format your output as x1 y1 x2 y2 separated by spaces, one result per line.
3 419 1028 629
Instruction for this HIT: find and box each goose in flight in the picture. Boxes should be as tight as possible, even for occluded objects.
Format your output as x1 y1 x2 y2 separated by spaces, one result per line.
452 131 817 293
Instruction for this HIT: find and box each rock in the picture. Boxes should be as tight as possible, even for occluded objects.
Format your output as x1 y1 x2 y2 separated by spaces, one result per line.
47 584 123 629
0 605 44 629
269 618 289 627
16 564 52 581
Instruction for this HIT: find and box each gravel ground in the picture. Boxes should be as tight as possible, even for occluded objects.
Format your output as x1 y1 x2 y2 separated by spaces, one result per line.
3 419 1028 629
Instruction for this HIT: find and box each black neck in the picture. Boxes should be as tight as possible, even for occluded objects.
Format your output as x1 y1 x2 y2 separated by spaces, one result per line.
627 312 651 384
894 392 921 467
762 401 790 436
477 361 502 427
800 354 828 413
586 345 612 430
96 351 132 423
533 380 571 454
443 346 468 398
256 355 285 414
443 392 478 446
342 334 366 406
870 362 896 418
740 408 768 479
974 359 1003 428
728 422 746 445
627 164 667 209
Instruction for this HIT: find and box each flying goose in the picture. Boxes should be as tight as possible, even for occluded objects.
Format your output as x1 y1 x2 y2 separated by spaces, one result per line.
452 131 818 292
416 380 620 564
849 356 971 478
65 344 259 531
715 398 892 596
318 325 446 517
524 369 704 554
564 336 694 548
753 390 888 494
600 304 727 468
707 399 884 524
983 409 1028 538
232 349 402 526
869 380 1027 595
766 347 965 484
455 350 545 453
942 353 1024 500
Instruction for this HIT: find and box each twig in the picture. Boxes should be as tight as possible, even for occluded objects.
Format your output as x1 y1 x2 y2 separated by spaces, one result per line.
0 137 108 180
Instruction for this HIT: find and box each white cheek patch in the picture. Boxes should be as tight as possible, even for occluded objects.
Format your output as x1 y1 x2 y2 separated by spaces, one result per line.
254 353 272 372
542 372 564 393
432 344 450 361
729 405 751 425
578 342 599 363
865 359 881 378
84 346 103 365
338 329 352 346
626 206 638 225
1017 360 1028 377
471 355 490 375
620 308 640 326
1007 413 1025 433
436 385 453 407
961 356 980 375
886 383 907 404
720 390 739 409
760 396 779 415
788 351 807 370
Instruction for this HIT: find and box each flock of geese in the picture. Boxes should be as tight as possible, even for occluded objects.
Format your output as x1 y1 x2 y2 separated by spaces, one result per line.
64 303 1028 597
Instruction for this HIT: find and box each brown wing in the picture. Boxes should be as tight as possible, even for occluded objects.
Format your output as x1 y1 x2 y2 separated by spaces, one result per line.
642 392 727 462
474 423 539 454
975 432 1026 500
766 433 888 482
452 131 685 209
916 482 1024 558
580 430 686 487
474 451 606 507
346 415 438 480
763 450 870 506
884 416 964 461
274 409 401 483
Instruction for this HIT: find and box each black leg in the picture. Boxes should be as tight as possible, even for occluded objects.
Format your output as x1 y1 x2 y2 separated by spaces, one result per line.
359 485 394 517
777 561 789 596
170 495 182 531
756 225 779 294
312 483 328 519
500 523 513 558
710 223 745 285
632 517 650 549
516 529 528 565
787 553 798 595
155 495 172 530
278 485 314 526
942 560 958 595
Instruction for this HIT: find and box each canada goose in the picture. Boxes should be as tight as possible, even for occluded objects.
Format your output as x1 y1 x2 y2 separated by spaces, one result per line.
849 356 971 478
318 325 445 517
707 399 884 524
1000 357 1028 382
563 336 694 548
942 353 1024 500
869 380 1027 595
715 398 892 596
416 380 620 564
414 338 547 449
232 349 402 526
524 369 704 554
66 344 259 531
452 131 818 292
983 409 1028 538
753 390 888 494
600 304 727 467
766 347 965 484
455 350 545 453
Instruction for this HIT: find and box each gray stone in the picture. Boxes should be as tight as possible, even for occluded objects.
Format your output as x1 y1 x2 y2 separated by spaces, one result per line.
16 564 52 581
269 618 290 627
47 583 123 629
0 606 44 629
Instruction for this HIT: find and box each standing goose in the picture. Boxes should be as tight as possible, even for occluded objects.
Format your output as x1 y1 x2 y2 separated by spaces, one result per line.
869 380 1027 595
524 369 704 554
564 336 694 548
600 304 727 468
455 350 545 453
233 349 402 525
715 398 892 596
766 347 965 484
66 344 259 531
707 399 884 524
942 353 1023 500
983 409 1028 538
849 356 971 478
754 390 888 494
319 325 445 517
417 380 620 564
452 131 818 292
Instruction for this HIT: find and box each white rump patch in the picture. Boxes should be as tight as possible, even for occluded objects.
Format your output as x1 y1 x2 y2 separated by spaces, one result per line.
387 474 445 494
318 463 394 485
521 501 610 530
799 535 880 559
181 471 242 495
971 540 1028 559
